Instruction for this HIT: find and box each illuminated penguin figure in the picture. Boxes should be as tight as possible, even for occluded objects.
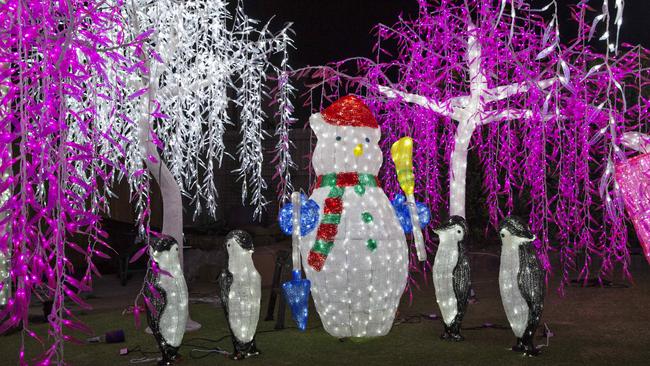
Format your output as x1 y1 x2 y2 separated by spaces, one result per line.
298 95 417 338
432 215 471 341
219 230 261 359
498 216 545 356
143 235 189 366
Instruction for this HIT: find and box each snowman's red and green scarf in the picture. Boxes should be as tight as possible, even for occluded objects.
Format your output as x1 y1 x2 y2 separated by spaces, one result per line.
307 172 380 272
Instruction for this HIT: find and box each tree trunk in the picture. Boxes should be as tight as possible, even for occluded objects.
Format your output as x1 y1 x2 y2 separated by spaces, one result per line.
449 121 475 219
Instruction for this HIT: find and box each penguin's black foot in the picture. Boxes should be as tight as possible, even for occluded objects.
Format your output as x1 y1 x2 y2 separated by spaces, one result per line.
158 355 180 366
449 332 464 342
244 347 261 359
511 345 525 352
440 331 451 340
232 340 261 360
231 350 260 360
523 346 541 357
510 338 525 352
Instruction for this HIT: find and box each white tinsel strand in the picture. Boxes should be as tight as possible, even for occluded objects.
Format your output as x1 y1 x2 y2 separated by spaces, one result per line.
272 25 297 205
194 0 232 217
232 12 270 217
590 0 626 217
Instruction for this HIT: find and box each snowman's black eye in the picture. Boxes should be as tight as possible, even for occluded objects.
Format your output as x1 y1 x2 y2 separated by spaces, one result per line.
336 136 341 141
457 230 461 234
365 137 370 143
501 233 505 238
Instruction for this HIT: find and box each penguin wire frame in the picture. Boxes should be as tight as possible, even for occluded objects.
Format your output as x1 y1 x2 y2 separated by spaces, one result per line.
0 0 296 364
298 0 648 293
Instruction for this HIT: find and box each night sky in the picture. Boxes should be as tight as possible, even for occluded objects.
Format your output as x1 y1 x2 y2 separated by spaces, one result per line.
244 0 649 69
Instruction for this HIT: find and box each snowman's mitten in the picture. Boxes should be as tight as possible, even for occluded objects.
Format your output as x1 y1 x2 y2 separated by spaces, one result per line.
391 194 431 234
278 194 320 236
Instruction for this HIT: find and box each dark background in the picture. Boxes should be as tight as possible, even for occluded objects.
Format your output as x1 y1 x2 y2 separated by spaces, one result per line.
244 0 650 70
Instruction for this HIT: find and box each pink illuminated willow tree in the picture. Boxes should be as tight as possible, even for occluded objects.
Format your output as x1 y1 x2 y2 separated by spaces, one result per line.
301 0 648 289
0 0 296 363
0 0 152 364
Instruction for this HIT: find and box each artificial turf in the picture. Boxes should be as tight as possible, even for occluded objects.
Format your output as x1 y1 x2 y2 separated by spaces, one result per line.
2 253 649 366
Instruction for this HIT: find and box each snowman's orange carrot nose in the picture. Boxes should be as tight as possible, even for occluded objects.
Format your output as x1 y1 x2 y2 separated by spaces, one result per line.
353 143 364 157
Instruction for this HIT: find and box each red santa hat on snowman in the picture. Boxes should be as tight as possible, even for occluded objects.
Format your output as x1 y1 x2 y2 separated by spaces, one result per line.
310 95 379 132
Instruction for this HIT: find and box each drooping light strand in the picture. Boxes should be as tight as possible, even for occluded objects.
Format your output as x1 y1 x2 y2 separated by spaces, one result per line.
273 26 298 205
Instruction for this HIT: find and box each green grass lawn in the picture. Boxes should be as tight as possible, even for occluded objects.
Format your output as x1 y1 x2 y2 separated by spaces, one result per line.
3 255 650 366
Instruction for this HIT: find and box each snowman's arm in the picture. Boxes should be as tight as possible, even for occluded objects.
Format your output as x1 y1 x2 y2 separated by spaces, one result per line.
415 201 431 228
278 196 320 236
391 195 431 234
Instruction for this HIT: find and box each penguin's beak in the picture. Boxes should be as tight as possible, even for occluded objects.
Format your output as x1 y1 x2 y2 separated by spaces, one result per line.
353 143 364 157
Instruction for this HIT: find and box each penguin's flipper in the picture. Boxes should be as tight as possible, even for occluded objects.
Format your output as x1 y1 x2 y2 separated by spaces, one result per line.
517 245 545 335
219 270 233 316
219 270 234 344
452 251 471 323
517 245 545 358
143 271 169 356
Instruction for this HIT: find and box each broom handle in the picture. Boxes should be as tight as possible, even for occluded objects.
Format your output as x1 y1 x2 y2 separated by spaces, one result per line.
290 192 302 272
407 193 427 262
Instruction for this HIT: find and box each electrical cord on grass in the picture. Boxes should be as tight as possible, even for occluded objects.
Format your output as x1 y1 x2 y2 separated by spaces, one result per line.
396 313 553 351
396 313 510 330
185 325 324 360
126 346 162 364
125 324 325 362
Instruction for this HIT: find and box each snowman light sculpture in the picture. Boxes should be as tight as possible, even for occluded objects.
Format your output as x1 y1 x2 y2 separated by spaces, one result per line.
283 95 428 338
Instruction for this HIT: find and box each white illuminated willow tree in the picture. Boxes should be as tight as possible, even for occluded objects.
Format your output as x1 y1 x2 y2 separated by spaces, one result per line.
100 0 295 249
95 0 296 330
115 0 295 230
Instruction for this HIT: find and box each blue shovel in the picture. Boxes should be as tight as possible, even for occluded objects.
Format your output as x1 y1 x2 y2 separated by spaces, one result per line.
281 192 311 331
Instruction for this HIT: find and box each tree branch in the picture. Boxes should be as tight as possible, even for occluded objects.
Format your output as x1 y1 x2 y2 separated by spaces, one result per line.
481 78 556 103
378 85 454 118
479 109 533 125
